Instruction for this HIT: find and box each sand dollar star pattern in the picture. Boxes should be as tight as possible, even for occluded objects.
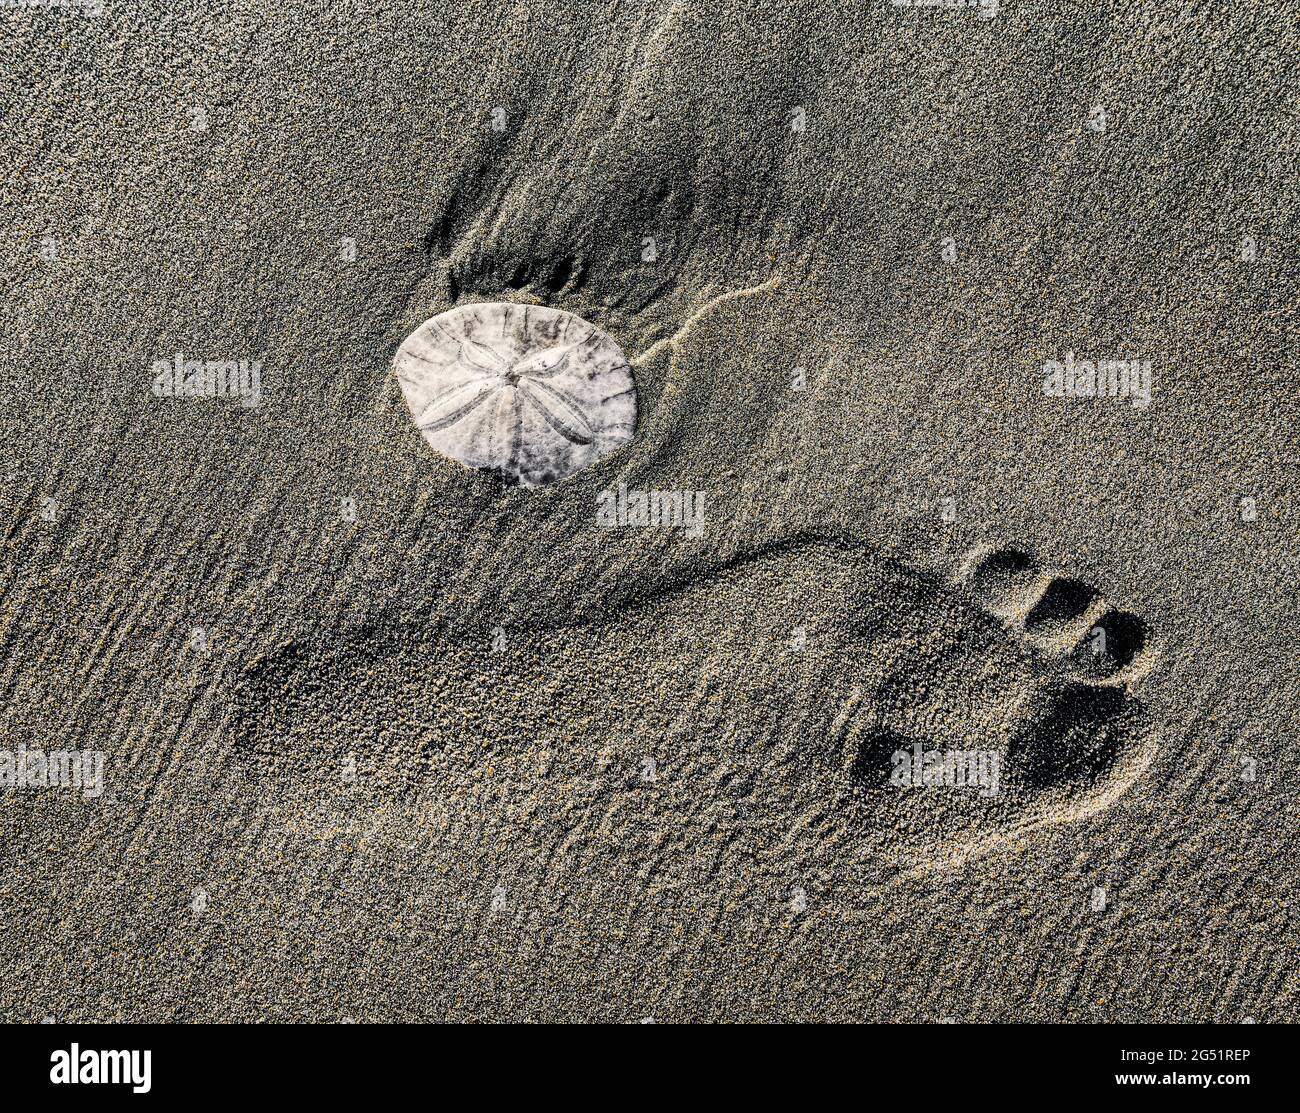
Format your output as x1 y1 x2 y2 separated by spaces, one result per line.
394 302 638 486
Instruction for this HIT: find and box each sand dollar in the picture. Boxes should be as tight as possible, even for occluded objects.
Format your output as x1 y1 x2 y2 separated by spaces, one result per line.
394 302 637 486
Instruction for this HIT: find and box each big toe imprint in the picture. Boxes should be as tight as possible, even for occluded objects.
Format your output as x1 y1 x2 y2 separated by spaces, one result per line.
963 545 1157 684
841 545 1161 869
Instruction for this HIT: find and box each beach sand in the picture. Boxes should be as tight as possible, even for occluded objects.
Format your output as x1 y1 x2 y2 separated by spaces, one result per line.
1 0 1296 1021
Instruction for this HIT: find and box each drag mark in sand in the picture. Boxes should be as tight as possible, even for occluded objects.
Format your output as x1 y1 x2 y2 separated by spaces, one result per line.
632 274 783 366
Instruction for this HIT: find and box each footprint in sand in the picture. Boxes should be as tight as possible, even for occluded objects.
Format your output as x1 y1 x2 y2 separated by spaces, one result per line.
962 545 1155 684
840 543 1160 867
225 538 1160 871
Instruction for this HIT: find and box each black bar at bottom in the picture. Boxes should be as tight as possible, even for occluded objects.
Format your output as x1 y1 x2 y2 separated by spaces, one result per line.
2 1021 1286 1100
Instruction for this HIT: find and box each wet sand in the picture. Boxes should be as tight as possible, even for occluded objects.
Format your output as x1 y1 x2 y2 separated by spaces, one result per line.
0 1 1296 1021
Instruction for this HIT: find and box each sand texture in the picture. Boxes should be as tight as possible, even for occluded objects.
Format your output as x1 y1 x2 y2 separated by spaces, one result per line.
1 1 1296 1022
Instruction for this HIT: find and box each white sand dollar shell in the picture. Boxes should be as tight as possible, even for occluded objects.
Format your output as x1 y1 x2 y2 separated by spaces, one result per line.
394 303 637 486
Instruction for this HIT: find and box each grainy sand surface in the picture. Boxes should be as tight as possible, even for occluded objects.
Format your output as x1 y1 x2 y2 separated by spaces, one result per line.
1 1 1296 1021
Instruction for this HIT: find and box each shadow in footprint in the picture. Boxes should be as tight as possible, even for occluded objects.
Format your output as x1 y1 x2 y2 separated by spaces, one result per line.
849 727 912 789
968 547 1040 616
970 548 1034 591
1009 683 1132 790
1069 610 1149 679
1024 577 1097 632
